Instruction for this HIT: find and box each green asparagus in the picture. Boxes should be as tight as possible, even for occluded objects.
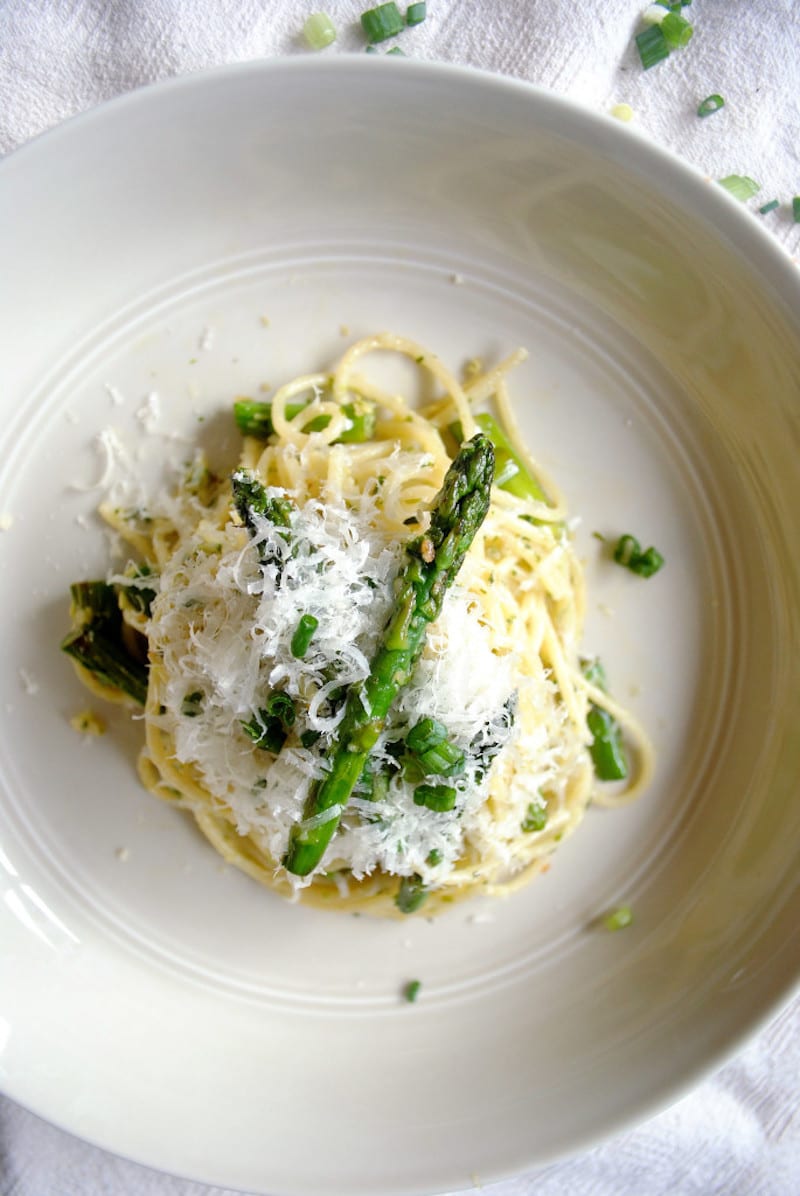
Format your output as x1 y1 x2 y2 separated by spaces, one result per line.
283 433 495 876
233 397 376 443
581 658 629 781
61 581 148 705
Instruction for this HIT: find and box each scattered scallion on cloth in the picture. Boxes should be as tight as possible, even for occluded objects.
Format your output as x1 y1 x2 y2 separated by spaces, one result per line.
386 45 406 56
793 197 800 222
404 979 422 1002
660 11 693 47
635 24 671 70
718 175 761 201
361 2 404 43
758 199 780 215
697 94 724 118
406 2 426 24
303 12 336 49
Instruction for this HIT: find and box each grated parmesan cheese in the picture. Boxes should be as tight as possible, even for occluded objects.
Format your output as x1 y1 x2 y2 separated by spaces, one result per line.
146 471 586 892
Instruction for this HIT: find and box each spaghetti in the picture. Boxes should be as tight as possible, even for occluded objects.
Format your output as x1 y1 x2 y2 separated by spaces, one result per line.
65 333 653 916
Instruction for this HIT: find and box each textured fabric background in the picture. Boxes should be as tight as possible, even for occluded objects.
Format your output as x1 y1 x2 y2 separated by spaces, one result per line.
1 2 799 1194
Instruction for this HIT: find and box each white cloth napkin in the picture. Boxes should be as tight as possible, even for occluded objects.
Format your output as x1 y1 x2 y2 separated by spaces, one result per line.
1 2 799 1194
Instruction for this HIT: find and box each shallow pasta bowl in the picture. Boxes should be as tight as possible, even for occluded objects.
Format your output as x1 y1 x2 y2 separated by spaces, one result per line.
0 57 799 1196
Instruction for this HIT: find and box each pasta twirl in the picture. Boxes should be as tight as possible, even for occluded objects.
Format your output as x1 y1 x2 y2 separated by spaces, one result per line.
63 333 653 916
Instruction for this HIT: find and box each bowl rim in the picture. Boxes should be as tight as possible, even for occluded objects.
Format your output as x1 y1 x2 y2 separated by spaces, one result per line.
1 53 799 1191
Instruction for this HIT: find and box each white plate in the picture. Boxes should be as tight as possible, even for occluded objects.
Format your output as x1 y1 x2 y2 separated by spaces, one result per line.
1 60 799 1196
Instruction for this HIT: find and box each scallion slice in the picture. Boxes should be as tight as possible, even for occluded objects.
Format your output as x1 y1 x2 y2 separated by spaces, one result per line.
303 12 336 49
290 613 319 659
793 197 800 223
361 2 404 43
406 1 426 24
604 905 633 931
758 200 780 215
635 24 670 69
660 11 693 48
697 94 724 118
719 174 761 202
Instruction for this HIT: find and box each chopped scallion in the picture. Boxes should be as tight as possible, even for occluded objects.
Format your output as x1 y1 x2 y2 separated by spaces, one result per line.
303 12 337 49
613 534 664 578
404 979 422 1002
521 801 548 833
697 94 724 118
793 196 800 223
291 613 319 658
413 783 457 812
395 873 428 913
660 11 693 48
719 175 761 201
406 1 426 24
603 905 633 931
361 2 404 43
635 24 670 69
386 45 406 55
758 199 780 215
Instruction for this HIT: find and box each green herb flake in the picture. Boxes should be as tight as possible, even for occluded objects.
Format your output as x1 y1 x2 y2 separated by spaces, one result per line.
404 979 422 1002
603 905 634 931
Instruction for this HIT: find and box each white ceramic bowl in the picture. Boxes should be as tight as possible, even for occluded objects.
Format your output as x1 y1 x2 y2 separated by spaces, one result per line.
0 59 798 1196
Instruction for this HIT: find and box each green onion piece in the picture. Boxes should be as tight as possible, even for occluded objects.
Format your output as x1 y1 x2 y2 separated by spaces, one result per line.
406 717 448 754
404 979 422 1002
181 690 204 718
758 199 780 215
660 11 693 48
242 694 295 755
413 783 457 812
426 848 442 866
242 713 286 754
613 534 665 578
365 44 379 53
361 2 404 42
418 740 465 778
291 613 319 658
629 546 665 578
386 46 406 55
718 175 761 201
303 12 337 49
300 729 321 749
697 94 725 118
521 801 548 833
793 197 800 223
396 874 428 913
406 2 426 24
635 25 670 69
613 534 640 568
266 691 296 728
603 905 633 931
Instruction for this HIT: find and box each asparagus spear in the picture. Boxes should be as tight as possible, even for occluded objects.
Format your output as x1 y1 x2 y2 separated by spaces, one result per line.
61 580 148 705
233 397 376 443
473 413 550 506
581 658 628 781
283 433 495 876
231 470 292 537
